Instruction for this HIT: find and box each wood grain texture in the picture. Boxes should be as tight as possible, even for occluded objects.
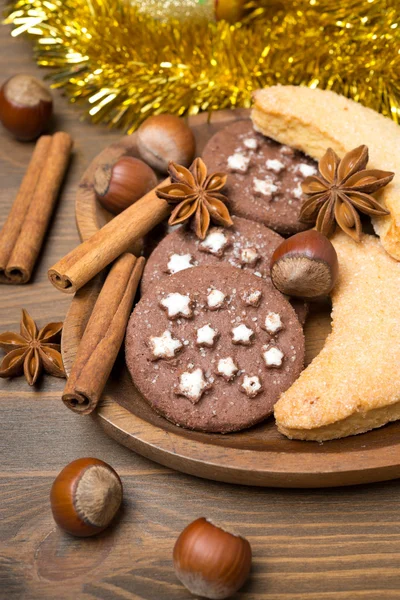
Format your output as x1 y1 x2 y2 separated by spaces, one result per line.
2 24 400 600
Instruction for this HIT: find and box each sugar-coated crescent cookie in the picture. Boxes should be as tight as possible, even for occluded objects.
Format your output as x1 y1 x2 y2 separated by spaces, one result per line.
252 86 400 261
274 232 400 441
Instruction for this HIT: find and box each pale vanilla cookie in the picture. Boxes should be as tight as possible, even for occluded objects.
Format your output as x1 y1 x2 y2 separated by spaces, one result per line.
274 232 400 441
252 86 400 260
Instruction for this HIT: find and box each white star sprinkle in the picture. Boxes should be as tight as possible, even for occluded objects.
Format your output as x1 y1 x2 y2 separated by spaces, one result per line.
176 368 210 404
160 293 193 319
241 289 262 307
262 345 284 368
199 229 230 257
231 324 254 346
207 289 226 310
240 247 259 267
166 253 194 274
196 324 219 348
240 375 263 398
227 152 250 173
263 312 283 335
149 331 183 360
216 357 239 381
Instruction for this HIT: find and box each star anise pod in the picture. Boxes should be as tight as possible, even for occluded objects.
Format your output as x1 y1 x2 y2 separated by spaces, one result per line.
156 157 233 239
0 309 65 386
299 145 394 242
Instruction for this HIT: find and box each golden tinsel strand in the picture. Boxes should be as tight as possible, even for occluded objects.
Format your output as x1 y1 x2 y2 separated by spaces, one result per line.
4 0 400 132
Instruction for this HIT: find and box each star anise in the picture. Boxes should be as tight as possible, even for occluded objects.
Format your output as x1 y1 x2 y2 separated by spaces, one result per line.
156 157 233 239
0 309 65 386
299 145 394 242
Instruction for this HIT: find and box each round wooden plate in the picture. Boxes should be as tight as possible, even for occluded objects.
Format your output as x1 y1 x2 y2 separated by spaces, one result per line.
62 110 400 487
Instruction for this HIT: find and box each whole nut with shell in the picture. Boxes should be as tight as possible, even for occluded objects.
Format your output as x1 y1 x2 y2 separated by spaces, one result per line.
137 114 196 173
173 517 252 599
0 74 53 141
270 229 339 299
50 457 123 537
94 155 158 214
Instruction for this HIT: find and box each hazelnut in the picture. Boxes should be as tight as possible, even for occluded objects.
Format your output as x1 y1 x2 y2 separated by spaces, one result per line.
270 229 339 299
215 0 246 23
50 457 123 537
137 114 195 173
173 517 252 599
0 74 53 141
94 155 158 214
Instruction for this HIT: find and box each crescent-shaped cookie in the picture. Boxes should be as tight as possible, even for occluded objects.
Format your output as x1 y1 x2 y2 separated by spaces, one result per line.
252 86 400 261
274 232 400 441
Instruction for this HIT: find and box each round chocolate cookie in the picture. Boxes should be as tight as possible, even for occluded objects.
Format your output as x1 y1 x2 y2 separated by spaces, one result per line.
141 216 283 295
126 265 305 433
202 120 318 235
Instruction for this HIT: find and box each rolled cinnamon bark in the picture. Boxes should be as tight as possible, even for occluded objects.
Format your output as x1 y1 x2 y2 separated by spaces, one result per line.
62 253 145 414
48 180 170 294
4 132 73 283
0 136 52 283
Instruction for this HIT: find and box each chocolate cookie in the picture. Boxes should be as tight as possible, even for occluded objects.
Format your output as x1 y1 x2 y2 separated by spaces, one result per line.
202 120 317 235
141 216 283 295
126 265 305 433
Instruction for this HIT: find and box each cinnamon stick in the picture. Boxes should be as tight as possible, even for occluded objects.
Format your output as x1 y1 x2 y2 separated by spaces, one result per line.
49 179 170 294
62 253 145 414
0 132 72 284
0 135 52 283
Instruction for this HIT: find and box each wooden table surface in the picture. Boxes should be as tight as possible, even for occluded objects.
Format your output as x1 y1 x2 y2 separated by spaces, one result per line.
1 23 400 600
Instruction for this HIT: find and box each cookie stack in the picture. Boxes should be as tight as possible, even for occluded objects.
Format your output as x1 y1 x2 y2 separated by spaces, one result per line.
125 119 315 433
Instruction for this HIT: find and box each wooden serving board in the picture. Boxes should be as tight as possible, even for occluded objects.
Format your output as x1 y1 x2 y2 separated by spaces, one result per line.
62 110 400 487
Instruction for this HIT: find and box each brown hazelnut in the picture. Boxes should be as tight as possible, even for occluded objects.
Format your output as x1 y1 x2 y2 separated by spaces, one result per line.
94 155 158 214
173 517 252 599
137 114 195 173
270 229 339 299
215 0 246 23
50 457 123 537
0 74 53 141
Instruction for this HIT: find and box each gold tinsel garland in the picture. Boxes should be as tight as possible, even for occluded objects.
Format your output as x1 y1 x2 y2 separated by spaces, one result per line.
4 0 400 132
